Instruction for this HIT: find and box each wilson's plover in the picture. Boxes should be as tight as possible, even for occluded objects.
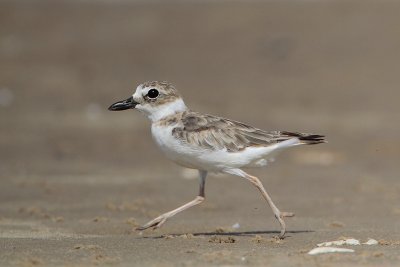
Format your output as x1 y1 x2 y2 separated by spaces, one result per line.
109 81 325 238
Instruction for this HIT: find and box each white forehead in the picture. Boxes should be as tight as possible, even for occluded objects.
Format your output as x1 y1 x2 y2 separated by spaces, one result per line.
132 84 149 98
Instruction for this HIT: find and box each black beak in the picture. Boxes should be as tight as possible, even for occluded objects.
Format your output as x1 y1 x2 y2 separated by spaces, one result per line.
108 96 138 111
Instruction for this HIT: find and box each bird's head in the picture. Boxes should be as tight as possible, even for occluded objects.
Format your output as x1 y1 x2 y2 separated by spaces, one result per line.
108 81 187 121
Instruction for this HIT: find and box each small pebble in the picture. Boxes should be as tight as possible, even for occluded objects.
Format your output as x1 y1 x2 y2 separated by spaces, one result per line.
363 238 378 245
232 222 240 229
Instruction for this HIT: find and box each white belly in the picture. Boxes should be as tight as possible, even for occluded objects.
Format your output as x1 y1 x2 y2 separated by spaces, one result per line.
150 124 293 171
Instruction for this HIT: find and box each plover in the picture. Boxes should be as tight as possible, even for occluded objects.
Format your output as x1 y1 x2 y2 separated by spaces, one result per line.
109 81 325 238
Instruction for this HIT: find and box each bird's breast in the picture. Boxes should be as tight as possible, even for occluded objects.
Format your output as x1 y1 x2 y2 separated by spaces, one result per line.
151 124 200 168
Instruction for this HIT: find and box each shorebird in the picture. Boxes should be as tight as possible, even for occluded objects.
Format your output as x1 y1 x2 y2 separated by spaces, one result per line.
108 81 325 238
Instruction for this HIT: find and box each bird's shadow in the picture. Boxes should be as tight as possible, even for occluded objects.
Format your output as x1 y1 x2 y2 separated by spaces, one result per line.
141 229 313 239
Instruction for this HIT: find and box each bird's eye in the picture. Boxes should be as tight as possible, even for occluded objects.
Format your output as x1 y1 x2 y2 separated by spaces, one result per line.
147 89 159 99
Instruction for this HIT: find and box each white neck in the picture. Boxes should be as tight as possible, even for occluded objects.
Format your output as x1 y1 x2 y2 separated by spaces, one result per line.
148 98 188 122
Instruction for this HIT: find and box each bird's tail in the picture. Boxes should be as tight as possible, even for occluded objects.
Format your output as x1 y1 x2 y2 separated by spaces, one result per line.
281 131 326 145
298 134 326 145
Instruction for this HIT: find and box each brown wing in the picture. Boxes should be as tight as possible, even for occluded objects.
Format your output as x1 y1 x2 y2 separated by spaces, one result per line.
171 111 323 152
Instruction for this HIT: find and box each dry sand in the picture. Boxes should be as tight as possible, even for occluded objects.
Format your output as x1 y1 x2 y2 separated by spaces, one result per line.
1 1 400 266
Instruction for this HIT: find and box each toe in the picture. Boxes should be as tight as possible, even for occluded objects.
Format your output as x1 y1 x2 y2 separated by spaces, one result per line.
136 225 147 231
136 216 168 231
136 221 158 231
278 233 286 239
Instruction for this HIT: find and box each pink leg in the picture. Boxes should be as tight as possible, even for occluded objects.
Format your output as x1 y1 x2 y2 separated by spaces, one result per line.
224 169 294 238
137 170 207 231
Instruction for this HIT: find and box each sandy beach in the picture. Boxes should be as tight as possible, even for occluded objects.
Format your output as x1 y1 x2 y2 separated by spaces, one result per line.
1 1 399 266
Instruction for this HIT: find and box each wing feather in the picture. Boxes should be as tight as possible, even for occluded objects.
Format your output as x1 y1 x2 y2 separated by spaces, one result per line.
172 111 306 152
171 111 324 152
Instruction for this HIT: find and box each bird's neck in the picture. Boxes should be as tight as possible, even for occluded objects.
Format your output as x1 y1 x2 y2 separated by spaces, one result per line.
149 98 188 123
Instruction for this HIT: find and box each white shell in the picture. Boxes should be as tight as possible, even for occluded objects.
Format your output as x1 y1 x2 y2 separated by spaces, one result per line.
308 247 355 255
317 238 360 247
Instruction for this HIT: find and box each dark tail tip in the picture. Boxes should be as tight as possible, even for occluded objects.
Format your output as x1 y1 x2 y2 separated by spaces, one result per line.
298 134 326 145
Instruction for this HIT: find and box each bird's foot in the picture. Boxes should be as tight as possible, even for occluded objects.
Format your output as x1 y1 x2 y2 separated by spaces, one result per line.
136 214 169 231
274 211 295 239
281 211 295 218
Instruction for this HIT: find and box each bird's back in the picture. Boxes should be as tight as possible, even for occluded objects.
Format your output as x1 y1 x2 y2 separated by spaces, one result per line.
171 110 324 151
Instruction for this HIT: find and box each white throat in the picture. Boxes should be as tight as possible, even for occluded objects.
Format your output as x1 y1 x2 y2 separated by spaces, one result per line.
148 98 188 122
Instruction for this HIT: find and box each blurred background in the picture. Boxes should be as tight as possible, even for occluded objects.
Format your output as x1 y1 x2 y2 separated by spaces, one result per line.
1 1 399 266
